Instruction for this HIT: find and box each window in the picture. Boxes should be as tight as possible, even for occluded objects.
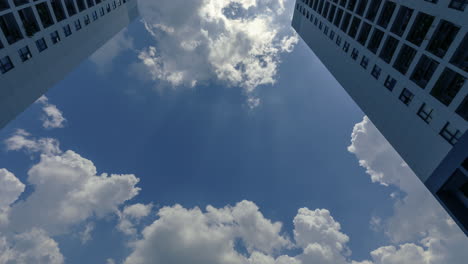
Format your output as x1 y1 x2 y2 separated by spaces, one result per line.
449 0 467 11
379 36 399 63
393 44 417 75
390 6 414 36
365 0 382 22
418 103 434 123
314 17 318 25
64 0 77 16
319 21 323 30
50 0 67 22
35 2 55 28
384 75 396 91
440 122 462 145
35 37 47 52
328 5 336 22
324 26 329 35
334 8 343 27
18 46 32 62
360 56 369 69
50 30 60 44
377 1 396 29
341 12 352 32
63 24 71 37
318 0 324 13
0 56 14 73
329 30 335 40
399 88 414 105
351 48 359 60
406 12 434 46
410 55 439 88
371 65 381 79
348 17 361 38
456 96 468 121
450 33 468 72
424 0 438 3
427 20 460 58
357 22 372 45
336 35 342 46
367 29 384 53
76 0 86 12
84 14 90 25
347 0 357 11
356 0 368 16
340 0 347 7
113 1 117 9
100 7 105 16
74 19 81 30
431 68 466 106
343 41 350 52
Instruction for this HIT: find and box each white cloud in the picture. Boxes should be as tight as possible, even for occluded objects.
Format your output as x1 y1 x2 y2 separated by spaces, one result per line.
79 223 95 244
348 116 468 263
117 203 153 236
0 228 64 264
133 0 297 103
0 169 25 226
5 129 61 156
36 96 66 129
90 29 135 73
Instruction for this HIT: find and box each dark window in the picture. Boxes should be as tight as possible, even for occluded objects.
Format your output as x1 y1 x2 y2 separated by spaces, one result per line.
347 0 357 11
390 6 413 36
377 1 396 29
314 17 318 25
455 96 468 121
351 48 359 60
357 22 372 45
50 0 67 21
64 0 77 16
371 65 381 79
328 5 336 22
343 41 350 52
427 20 460 58
0 13 24 45
18 46 32 62
424 0 439 3
0 55 13 73
463 158 468 171
314 0 319 10
336 35 342 46
323 1 330 17
36 3 55 28
318 0 325 14
440 122 462 145
365 0 382 22
431 68 466 106
348 17 361 38
418 103 434 124
450 34 468 72
50 30 60 44
100 7 105 16
329 30 335 40
379 36 398 63
324 26 329 35
87 0 94 8
367 29 384 53
410 55 439 88
393 45 417 75
63 24 71 36
18 7 40 37
84 14 90 25
341 12 352 32
74 19 81 30
35 37 47 52
407 12 435 46
76 0 86 12
340 0 347 7
356 0 368 16
334 8 343 27
399 88 414 105
361 56 369 69
384 75 396 91
449 0 467 11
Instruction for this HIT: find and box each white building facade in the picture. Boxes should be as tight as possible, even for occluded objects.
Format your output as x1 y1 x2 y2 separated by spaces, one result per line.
292 0 467 235
0 0 139 128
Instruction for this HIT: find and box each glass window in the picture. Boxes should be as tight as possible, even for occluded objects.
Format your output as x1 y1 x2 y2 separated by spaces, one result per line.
410 55 439 88
399 88 414 106
36 2 55 28
393 44 417 75
92 11 98 21
334 8 343 27
328 4 336 22
18 46 32 62
390 6 414 36
360 56 369 69
379 36 398 63
431 68 466 106
450 33 468 72
406 12 435 46
347 0 357 11
384 75 396 91
348 17 361 38
371 65 381 79
377 1 396 29
356 0 368 16
427 20 460 58
50 30 60 44
63 24 71 37
456 96 468 121
74 19 81 30
0 55 14 73
50 0 67 22
440 122 462 145
336 35 342 46
449 0 467 11
35 37 47 52
329 30 335 40
367 29 384 53
357 22 372 45
365 0 382 22
343 41 350 52
417 103 434 124
351 48 359 60
341 12 352 32
84 14 90 25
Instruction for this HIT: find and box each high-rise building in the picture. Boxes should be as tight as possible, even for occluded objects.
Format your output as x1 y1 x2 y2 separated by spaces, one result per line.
0 0 139 128
292 0 467 235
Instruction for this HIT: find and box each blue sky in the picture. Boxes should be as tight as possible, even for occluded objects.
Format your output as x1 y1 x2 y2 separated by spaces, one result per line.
0 1 467 264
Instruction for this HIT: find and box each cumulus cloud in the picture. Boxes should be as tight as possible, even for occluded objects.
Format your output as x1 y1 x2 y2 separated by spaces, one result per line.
90 29 135 73
117 203 153 236
36 96 66 129
0 169 25 226
5 129 61 156
348 116 468 263
132 0 298 104
0 228 64 264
